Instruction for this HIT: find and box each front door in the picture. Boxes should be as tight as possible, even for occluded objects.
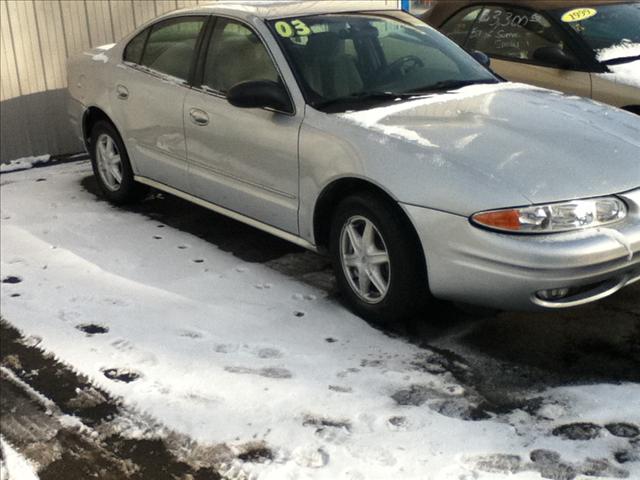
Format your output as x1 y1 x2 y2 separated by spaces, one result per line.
184 17 301 234
491 59 591 98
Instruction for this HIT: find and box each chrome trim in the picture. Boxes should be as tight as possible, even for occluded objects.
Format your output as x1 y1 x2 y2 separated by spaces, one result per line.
134 175 317 252
531 268 640 309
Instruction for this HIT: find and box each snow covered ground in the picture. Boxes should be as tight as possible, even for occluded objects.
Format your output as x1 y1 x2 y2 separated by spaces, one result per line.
0 437 40 480
1 161 638 479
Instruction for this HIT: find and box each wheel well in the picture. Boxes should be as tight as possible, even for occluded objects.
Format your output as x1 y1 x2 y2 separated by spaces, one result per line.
622 105 640 115
313 178 421 253
82 107 114 149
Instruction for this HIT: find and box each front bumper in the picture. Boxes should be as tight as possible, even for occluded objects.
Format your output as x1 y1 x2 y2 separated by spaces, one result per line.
402 188 640 311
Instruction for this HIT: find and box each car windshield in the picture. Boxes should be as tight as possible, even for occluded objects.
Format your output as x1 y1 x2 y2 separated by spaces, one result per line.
549 3 640 63
267 11 498 112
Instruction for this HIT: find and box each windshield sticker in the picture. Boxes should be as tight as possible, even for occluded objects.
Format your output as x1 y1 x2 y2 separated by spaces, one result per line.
275 19 311 38
561 8 597 23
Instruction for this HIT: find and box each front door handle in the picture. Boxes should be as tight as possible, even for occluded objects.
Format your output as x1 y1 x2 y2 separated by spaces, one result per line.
116 84 129 100
189 108 209 126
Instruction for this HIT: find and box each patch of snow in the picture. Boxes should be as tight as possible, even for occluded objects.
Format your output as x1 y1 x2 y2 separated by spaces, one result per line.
1 162 638 479
341 82 541 127
598 60 640 89
0 367 57 413
95 43 116 51
0 155 51 173
379 125 440 149
455 133 480 150
0 437 40 480
339 83 542 149
91 53 109 63
596 42 640 62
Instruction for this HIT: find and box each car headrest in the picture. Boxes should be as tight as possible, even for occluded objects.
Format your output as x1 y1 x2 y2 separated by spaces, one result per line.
306 32 341 57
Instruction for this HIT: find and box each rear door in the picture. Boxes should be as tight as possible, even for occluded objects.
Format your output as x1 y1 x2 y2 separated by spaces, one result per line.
184 16 302 234
441 5 592 98
114 16 207 191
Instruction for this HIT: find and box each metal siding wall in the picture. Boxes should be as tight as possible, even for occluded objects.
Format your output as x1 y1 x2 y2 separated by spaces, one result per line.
0 0 401 162
0 0 193 162
109 0 135 40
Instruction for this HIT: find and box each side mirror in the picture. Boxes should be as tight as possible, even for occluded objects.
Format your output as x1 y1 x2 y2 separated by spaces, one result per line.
470 50 491 69
533 46 579 69
227 80 292 113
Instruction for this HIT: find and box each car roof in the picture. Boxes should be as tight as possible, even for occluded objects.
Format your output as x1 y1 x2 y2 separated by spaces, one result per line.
421 0 628 27
176 0 398 20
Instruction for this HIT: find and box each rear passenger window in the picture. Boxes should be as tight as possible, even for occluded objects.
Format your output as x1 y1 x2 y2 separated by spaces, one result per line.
140 17 205 80
201 18 279 93
123 29 149 64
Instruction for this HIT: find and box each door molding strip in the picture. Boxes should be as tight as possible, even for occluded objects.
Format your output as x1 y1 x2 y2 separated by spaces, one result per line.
134 175 318 252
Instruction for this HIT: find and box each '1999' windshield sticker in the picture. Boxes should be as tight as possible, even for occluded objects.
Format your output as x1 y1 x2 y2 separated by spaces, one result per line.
561 8 597 22
275 19 312 38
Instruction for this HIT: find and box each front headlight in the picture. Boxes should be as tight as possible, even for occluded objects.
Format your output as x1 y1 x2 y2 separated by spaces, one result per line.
471 197 627 233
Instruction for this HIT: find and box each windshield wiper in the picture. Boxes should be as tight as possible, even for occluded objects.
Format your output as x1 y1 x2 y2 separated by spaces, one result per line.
602 54 640 65
407 79 499 95
313 91 416 110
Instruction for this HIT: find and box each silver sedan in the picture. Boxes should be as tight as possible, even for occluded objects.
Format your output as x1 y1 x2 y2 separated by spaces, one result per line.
67 1 640 323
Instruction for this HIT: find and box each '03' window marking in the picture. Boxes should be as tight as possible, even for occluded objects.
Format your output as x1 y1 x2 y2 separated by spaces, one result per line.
274 19 312 38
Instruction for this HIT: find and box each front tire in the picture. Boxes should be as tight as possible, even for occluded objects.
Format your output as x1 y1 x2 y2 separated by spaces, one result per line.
329 193 428 324
90 120 146 204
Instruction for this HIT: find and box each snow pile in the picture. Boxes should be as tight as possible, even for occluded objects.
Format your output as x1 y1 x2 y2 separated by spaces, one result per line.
0 438 40 480
90 43 116 63
596 42 640 62
0 155 51 173
1 162 638 479
599 60 640 89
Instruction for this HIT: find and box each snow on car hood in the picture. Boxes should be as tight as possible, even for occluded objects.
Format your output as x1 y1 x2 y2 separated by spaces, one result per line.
600 60 640 89
86 43 116 63
341 83 640 205
596 42 640 63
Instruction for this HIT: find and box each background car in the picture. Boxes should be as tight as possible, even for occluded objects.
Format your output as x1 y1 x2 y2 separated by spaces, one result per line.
422 0 640 113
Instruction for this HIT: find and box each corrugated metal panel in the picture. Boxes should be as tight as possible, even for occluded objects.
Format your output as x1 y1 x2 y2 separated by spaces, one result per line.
155 0 178 16
132 0 157 27
0 1 21 100
6 1 46 95
34 0 68 90
109 0 136 41
86 0 115 47
59 0 91 57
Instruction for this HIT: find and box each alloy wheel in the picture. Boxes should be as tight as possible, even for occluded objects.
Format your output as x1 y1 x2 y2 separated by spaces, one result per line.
96 133 123 191
339 215 391 304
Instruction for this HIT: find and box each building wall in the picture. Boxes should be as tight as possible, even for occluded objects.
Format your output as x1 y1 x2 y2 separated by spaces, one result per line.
0 0 400 162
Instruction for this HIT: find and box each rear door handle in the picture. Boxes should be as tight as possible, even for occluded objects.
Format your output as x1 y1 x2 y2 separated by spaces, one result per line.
189 108 209 126
116 84 129 100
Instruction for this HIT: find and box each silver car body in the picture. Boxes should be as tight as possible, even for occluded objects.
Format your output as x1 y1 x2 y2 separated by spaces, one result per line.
67 1 640 311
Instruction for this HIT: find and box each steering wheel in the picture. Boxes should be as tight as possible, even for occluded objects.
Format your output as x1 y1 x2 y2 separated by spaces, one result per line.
385 55 425 77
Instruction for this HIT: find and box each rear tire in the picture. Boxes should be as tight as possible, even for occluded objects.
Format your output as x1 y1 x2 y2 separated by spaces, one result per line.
90 120 146 204
329 192 429 324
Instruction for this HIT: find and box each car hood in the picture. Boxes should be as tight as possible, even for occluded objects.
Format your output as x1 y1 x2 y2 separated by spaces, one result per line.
340 82 640 206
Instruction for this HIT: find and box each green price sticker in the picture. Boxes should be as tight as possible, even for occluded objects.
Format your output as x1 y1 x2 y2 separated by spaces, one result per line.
275 19 311 38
